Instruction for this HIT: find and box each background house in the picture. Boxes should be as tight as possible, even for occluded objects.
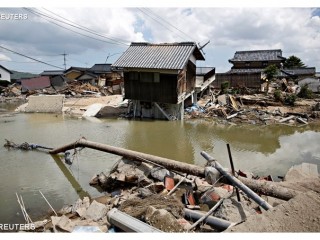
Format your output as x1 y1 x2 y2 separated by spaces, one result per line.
214 49 286 89
0 65 13 86
112 42 205 120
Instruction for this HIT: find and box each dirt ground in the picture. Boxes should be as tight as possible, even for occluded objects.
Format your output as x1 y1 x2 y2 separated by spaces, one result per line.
226 177 320 232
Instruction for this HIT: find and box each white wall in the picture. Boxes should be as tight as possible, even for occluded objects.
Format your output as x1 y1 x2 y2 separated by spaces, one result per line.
0 67 11 82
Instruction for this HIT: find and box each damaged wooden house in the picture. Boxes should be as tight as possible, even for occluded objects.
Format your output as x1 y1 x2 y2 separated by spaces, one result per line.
214 49 286 90
112 42 206 120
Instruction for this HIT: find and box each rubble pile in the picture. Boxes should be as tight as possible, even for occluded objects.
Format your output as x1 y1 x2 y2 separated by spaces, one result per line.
185 93 320 125
55 82 110 97
0 82 112 99
30 158 278 233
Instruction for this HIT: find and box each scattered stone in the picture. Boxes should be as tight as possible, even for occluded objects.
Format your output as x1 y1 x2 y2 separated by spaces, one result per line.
145 206 184 232
85 200 108 221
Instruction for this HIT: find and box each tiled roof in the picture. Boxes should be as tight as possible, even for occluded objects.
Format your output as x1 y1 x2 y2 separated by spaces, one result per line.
64 67 89 74
21 76 51 90
112 42 205 70
281 67 316 76
40 70 65 76
90 64 112 73
229 49 285 62
226 68 264 74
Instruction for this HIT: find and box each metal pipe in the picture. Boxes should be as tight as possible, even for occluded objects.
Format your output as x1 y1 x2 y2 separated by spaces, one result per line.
107 208 162 233
184 208 233 231
200 151 273 211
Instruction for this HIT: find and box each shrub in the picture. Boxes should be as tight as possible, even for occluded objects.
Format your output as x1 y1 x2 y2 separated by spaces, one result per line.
273 90 283 102
284 94 297 106
298 84 314 99
221 81 230 94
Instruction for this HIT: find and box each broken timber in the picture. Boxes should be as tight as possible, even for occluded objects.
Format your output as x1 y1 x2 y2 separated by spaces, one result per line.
49 139 205 177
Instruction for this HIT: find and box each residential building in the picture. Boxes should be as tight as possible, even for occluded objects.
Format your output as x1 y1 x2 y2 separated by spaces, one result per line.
112 42 205 120
0 65 13 83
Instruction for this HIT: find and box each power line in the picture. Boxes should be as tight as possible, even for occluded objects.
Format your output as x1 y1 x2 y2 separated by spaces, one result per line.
41 8 128 44
144 8 196 42
0 45 64 69
137 8 188 41
24 8 129 47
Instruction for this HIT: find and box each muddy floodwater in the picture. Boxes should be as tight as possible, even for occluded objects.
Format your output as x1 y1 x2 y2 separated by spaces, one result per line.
1 102 320 224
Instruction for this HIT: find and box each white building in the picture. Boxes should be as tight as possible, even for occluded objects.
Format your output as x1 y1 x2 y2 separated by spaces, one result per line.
0 65 12 82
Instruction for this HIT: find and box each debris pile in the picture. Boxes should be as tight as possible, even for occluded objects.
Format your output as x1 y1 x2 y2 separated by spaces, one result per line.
8 138 320 233
185 92 320 125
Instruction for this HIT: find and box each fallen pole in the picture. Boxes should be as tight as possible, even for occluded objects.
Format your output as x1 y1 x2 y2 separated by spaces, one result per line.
187 198 224 231
237 176 300 201
49 139 205 177
184 208 233 231
201 151 273 211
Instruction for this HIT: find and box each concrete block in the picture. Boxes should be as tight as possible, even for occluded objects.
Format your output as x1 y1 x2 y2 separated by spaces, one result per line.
25 95 64 113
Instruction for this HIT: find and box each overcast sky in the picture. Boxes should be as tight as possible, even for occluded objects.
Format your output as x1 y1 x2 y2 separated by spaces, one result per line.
0 3 320 74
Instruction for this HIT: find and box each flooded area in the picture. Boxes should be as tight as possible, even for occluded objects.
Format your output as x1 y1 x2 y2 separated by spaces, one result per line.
1 102 320 224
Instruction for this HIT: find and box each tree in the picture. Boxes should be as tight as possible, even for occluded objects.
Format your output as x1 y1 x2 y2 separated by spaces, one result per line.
263 64 278 94
284 55 306 68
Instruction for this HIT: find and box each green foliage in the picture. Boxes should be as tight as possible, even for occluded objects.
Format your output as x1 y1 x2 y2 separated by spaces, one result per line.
284 55 306 68
284 94 297 106
298 84 314 99
263 64 278 81
221 81 229 94
273 90 283 102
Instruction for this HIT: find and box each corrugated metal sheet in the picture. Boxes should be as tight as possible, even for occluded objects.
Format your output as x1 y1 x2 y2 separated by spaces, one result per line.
113 42 203 70
229 49 284 62
21 76 51 90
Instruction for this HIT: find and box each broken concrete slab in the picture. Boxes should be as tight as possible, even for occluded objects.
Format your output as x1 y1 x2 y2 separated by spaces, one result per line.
82 103 104 117
85 200 108 221
25 95 64 113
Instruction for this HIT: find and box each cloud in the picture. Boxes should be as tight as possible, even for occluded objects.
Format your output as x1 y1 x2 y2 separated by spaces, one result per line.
0 7 319 73
140 8 320 70
0 53 11 61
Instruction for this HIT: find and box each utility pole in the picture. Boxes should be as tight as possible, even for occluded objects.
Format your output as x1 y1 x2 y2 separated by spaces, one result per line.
61 52 68 70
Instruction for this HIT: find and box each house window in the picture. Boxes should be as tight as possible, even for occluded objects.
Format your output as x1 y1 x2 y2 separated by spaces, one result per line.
245 62 251 67
0 74 2 78
262 61 268 67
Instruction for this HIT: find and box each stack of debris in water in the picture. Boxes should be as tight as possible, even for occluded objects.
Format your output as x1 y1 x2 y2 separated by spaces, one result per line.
185 93 320 125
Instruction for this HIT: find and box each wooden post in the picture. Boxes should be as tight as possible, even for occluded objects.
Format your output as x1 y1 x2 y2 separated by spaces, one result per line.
49 139 205 177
